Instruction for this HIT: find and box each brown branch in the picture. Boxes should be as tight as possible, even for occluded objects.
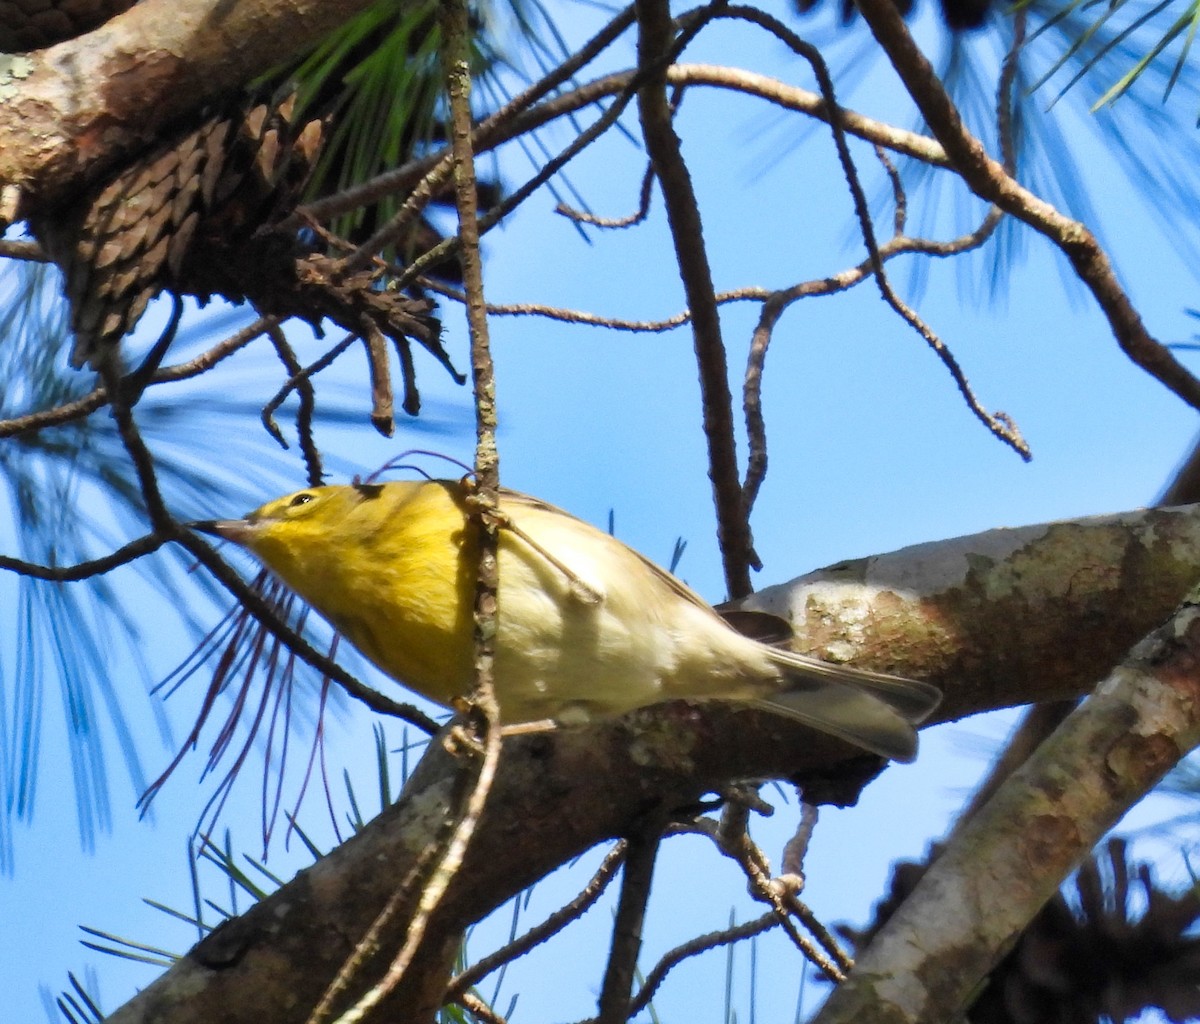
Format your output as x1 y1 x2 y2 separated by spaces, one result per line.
0 532 168 580
636 0 755 599
596 824 663 1024
553 83 683 231
261 334 358 449
554 157 654 227
0 316 274 438
424 279 766 332
264 322 323 487
700 804 848 982
723 5 1030 466
629 912 779 1016
854 0 1200 414
742 206 1005 513
291 62 947 236
306 841 445 1024
446 842 627 998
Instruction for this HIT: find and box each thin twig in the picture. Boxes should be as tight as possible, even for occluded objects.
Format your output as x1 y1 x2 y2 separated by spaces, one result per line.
424 278 766 331
854 0 1200 416
314 7 512 1020
264 322 323 487
781 800 819 878
0 316 274 438
290 59 947 238
630 912 779 1015
555 158 654 227
306 835 445 1024
0 533 168 581
693 812 848 982
553 81 684 230
260 334 357 449
351 9 728 303
447 842 627 997
637 0 757 599
597 825 663 1024
741 206 1006 512
781 890 854 974
875 145 907 235
722 4 1030 462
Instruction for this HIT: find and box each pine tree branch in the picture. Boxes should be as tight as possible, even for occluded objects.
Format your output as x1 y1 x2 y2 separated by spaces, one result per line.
103 503 1200 1024
811 582 1200 1024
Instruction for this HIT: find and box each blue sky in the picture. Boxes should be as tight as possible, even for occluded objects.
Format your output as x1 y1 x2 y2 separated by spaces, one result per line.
5 0 1200 1020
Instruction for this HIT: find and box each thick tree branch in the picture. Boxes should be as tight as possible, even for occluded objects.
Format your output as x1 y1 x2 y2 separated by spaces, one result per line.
104 504 1200 1023
812 583 1200 1024
0 0 378 206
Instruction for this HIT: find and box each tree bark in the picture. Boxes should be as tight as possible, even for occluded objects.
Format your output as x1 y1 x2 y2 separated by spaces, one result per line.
0 0 378 209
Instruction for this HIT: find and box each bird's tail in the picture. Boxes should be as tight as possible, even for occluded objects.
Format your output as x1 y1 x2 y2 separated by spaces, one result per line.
754 650 942 763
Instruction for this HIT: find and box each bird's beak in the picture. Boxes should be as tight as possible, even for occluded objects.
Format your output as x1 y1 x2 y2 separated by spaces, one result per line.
188 518 254 544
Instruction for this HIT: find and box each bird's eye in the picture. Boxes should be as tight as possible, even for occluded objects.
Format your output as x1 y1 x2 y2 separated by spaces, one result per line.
289 492 315 508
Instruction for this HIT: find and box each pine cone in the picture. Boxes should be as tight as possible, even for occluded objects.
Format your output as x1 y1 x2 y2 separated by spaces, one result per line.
33 90 453 384
0 0 136 52
34 94 324 368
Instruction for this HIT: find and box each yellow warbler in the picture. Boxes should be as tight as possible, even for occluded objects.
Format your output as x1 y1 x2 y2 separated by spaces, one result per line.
193 479 939 761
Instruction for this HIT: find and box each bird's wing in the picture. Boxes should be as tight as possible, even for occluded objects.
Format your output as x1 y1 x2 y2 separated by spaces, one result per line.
498 487 732 625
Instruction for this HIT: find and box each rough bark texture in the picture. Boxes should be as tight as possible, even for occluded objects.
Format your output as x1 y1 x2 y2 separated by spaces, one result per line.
811 587 1200 1024
0 0 378 208
742 505 1200 720
106 505 1200 1023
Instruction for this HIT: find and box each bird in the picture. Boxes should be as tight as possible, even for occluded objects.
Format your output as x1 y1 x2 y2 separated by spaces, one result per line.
191 479 940 761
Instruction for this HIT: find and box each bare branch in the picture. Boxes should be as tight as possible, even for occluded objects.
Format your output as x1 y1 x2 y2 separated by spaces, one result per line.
447 842 627 998
261 334 358 450
722 5 1030 465
264 322 323 487
630 911 779 1015
0 533 168 580
854 0 1200 414
597 825 663 1024
637 0 756 599
0 315 274 438
292 62 947 236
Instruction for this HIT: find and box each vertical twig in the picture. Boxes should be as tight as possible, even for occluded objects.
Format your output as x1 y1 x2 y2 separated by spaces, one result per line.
442 0 500 710
634 0 756 599
597 825 663 1024
317 6 505 1021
